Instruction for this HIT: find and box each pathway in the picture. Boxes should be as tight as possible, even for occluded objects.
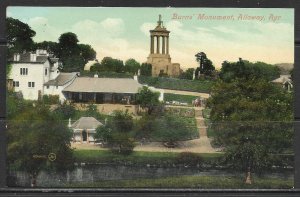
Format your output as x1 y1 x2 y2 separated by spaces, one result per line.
71 107 218 154
134 107 216 153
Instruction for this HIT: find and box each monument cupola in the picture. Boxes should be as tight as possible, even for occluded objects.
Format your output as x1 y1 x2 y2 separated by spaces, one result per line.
146 15 181 77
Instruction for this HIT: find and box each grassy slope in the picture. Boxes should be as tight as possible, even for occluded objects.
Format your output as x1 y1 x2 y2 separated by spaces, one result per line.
74 149 222 165
66 175 293 189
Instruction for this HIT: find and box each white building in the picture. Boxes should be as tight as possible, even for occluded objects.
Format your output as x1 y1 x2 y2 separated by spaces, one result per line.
8 50 78 101
69 117 103 144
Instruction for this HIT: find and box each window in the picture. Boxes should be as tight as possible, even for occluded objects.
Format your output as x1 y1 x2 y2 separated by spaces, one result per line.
13 81 19 87
28 82 35 88
45 68 48 76
56 86 58 89
20 68 28 75
46 85 49 89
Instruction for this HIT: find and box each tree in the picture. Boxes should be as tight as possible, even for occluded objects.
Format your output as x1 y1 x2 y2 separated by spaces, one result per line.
100 57 124 73
124 58 140 74
207 78 293 175
7 102 74 187
151 114 195 147
219 59 280 82
179 68 195 80
34 41 59 54
136 86 160 115
78 44 96 64
6 17 36 56
57 32 95 72
195 52 215 77
140 63 152 76
95 110 135 154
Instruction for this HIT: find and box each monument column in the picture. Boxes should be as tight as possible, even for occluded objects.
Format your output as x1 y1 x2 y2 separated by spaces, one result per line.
166 36 169 54
157 36 160 54
150 35 154 54
162 36 165 54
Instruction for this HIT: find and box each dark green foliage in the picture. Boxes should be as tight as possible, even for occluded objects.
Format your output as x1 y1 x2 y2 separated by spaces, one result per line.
95 110 136 155
219 59 280 82
175 152 204 166
56 32 96 72
41 95 59 105
7 101 74 185
195 52 215 77
81 70 133 78
138 76 214 93
140 63 152 76
208 77 293 173
124 58 140 74
136 86 160 115
52 103 76 121
179 68 195 80
6 17 36 56
34 41 59 54
151 114 197 146
101 57 124 73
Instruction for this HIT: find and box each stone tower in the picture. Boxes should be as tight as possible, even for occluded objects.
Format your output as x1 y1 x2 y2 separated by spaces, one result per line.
147 15 181 77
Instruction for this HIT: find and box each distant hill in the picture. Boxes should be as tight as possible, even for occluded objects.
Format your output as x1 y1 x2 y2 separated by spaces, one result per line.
274 63 293 75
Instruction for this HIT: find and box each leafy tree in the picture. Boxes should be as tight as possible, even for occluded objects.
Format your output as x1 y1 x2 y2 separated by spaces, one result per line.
6 17 36 56
219 59 280 82
78 44 96 64
140 63 152 76
100 57 124 73
179 68 195 80
151 114 195 147
52 103 76 120
195 52 215 77
136 86 160 115
34 41 59 54
124 58 140 74
207 78 293 174
57 32 96 72
95 110 135 154
7 103 74 187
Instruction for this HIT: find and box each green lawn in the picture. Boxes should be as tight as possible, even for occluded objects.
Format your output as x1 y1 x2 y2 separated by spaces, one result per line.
164 93 198 105
139 76 215 93
74 149 223 166
66 174 293 189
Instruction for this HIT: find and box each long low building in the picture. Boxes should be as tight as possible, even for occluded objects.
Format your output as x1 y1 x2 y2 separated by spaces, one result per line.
63 77 143 104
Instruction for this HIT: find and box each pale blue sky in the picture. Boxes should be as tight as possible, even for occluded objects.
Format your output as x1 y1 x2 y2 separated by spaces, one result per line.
7 7 294 69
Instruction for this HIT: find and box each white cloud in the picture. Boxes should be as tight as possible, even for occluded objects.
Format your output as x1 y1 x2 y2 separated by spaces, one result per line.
140 22 156 36
28 17 48 26
100 18 125 35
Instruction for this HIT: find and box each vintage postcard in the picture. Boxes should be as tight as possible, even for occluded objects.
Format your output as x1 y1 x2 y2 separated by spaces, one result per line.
6 7 294 188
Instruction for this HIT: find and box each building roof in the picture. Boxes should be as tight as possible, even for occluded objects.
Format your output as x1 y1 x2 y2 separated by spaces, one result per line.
271 75 292 84
63 77 143 94
71 117 103 130
44 72 78 86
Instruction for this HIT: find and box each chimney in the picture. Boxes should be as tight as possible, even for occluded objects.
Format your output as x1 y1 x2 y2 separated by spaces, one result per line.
30 53 37 62
14 54 20 61
134 73 138 81
68 118 72 128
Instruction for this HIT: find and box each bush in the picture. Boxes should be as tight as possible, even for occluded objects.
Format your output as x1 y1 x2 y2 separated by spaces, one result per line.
42 95 59 104
175 152 204 167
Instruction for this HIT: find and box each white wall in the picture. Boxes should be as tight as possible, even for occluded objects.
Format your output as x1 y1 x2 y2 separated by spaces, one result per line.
10 63 46 100
44 76 76 102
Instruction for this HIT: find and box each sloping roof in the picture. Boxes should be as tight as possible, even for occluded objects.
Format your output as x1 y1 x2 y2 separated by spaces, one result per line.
44 72 78 86
272 75 292 84
9 52 49 63
71 117 103 130
63 77 143 94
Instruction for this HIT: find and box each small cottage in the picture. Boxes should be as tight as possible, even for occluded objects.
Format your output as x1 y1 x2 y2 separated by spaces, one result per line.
70 117 103 144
